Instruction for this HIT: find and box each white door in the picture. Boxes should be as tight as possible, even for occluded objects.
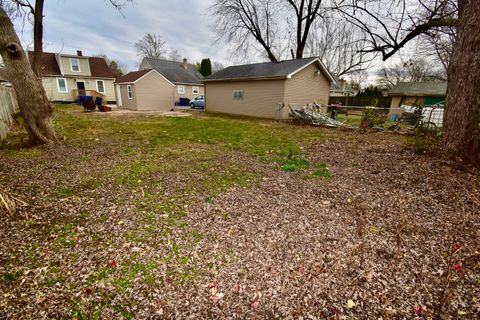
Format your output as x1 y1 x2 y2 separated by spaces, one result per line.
116 85 123 107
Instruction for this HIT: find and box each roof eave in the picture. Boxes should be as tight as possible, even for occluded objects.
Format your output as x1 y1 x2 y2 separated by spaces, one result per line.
204 76 287 82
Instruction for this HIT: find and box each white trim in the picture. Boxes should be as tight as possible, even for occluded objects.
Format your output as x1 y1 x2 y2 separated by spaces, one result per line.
127 84 133 99
56 78 68 93
70 58 81 72
286 58 336 84
177 85 185 94
116 85 123 107
96 79 106 93
192 86 199 94
55 54 65 75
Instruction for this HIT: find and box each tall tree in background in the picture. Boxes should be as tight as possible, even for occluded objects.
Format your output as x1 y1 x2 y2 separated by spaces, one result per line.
0 0 131 145
210 0 280 62
168 48 182 62
306 14 373 77
378 58 446 88
210 0 372 75
96 54 124 78
199 58 212 76
135 33 167 59
284 0 324 59
337 0 479 164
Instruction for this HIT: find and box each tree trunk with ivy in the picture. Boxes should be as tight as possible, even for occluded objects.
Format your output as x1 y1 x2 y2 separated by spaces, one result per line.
444 0 480 164
0 7 58 145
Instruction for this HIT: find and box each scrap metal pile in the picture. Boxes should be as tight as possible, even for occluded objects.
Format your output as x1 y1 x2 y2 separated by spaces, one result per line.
288 103 353 128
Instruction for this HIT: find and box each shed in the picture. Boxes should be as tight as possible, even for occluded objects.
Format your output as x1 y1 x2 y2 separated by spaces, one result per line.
388 82 447 111
203 57 335 119
114 69 174 111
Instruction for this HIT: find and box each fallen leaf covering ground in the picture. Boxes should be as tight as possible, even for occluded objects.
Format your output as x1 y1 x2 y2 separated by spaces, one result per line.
0 106 479 319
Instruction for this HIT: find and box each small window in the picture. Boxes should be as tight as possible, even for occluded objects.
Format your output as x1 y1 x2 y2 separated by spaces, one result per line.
96 80 105 93
56 78 68 93
233 90 244 99
70 59 80 72
127 85 133 99
192 86 199 94
177 85 185 94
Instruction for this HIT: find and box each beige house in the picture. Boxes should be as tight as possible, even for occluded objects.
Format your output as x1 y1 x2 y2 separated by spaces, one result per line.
388 82 447 111
139 58 204 105
203 57 335 119
29 50 116 103
114 69 175 111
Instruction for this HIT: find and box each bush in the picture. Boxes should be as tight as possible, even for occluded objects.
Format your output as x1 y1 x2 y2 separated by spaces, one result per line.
361 108 387 128
411 125 442 154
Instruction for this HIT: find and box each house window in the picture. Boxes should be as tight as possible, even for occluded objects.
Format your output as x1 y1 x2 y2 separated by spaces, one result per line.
96 80 105 93
127 85 133 99
70 58 80 72
233 90 244 99
177 85 185 94
56 78 68 93
192 86 199 94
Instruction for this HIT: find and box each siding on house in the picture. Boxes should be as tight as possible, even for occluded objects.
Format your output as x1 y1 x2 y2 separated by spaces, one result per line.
205 79 286 119
118 84 137 109
42 76 115 102
174 84 205 102
283 64 331 118
116 70 175 111
135 71 174 111
58 56 91 76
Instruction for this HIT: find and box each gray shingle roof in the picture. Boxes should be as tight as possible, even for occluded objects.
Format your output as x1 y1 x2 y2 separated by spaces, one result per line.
143 58 203 85
388 82 447 97
204 57 333 82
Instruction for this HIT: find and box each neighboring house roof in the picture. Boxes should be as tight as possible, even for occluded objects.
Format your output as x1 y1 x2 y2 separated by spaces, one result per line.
142 58 203 85
28 52 62 76
204 57 335 83
388 82 447 97
115 69 152 83
88 57 116 78
27 51 115 78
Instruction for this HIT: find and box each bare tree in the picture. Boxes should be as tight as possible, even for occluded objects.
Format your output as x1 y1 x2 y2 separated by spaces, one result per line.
306 14 374 76
378 57 446 88
210 0 281 62
284 0 325 59
336 0 480 164
212 61 225 72
168 48 182 62
0 0 131 145
418 26 456 72
135 33 168 59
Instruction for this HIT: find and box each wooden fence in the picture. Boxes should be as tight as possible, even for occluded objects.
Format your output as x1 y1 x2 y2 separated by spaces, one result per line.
328 96 392 108
0 86 19 140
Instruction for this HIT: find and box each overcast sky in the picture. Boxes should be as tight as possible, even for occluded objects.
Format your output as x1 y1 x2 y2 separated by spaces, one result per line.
11 0 407 81
13 0 232 72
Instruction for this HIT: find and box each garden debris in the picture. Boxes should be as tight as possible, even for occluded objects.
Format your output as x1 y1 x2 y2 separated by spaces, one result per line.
288 104 354 128
0 189 27 215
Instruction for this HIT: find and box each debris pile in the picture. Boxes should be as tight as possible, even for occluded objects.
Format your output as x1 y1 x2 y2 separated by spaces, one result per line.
0 189 26 216
288 104 353 128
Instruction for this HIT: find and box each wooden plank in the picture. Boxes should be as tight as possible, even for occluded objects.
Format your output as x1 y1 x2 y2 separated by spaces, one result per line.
0 86 18 140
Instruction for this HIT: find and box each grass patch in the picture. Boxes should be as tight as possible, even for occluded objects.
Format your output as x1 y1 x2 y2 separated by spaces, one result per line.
52 186 77 199
311 162 331 179
279 158 310 172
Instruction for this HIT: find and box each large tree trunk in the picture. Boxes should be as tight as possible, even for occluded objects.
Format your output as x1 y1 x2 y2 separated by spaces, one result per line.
0 7 58 145
444 0 480 164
